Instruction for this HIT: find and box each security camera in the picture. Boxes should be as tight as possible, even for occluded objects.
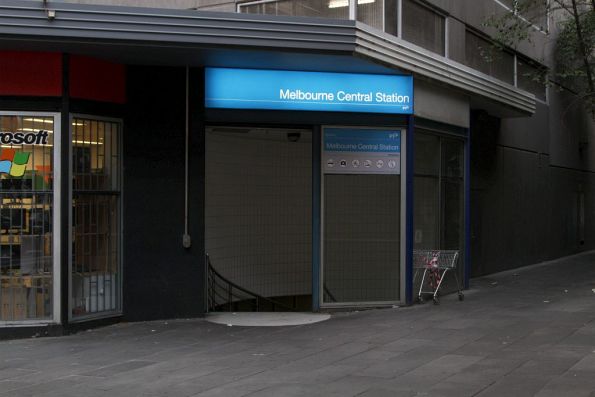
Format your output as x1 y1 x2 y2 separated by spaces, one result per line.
287 132 301 142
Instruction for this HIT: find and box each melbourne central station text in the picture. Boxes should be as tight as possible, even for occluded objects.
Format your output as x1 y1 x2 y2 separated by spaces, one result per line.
279 89 410 104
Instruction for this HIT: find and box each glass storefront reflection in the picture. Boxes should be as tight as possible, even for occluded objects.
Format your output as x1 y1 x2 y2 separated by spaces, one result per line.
0 115 54 321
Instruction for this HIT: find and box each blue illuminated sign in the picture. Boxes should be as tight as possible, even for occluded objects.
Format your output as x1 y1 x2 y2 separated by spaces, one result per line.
205 68 413 114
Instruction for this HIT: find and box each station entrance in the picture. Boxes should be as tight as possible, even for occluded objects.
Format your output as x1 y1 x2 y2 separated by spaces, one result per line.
205 127 313 311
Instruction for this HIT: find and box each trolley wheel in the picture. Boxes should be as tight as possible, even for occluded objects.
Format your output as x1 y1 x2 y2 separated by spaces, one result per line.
432 296 440 305
418 296 425 304
458 292 464 301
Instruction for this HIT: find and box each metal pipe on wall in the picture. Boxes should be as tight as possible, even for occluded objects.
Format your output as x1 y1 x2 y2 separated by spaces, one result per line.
183 66 191 248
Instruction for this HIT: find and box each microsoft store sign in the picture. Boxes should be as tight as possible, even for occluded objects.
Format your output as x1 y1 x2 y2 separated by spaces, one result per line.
205 68 413 114
0 130 50 145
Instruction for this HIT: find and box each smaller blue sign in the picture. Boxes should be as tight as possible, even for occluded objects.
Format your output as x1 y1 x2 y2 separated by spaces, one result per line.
205 68 413 114
324 128 401 153
323 128 401 175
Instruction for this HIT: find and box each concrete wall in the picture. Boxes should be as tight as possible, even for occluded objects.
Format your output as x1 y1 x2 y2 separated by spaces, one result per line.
471 99 595 276
414 78 470 128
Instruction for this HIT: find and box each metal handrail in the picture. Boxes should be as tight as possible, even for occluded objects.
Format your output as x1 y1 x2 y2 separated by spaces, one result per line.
206 254 298 312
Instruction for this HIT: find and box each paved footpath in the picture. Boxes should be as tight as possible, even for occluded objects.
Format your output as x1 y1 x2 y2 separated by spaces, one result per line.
2 252 595 397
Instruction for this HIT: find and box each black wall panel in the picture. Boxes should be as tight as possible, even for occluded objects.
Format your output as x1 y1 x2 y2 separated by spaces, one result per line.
123 66 205 321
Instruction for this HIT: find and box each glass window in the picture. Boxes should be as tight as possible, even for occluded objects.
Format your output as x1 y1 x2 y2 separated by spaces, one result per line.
239 0 387 31
402 0 445 55
384 0 398 36
517 57 547 101
0 114 54 322
413 131 465 294
441 138 464 252
239 0 349 19
465 30 515 84
357 0 383 30
413 133 440 250
71 117 121 319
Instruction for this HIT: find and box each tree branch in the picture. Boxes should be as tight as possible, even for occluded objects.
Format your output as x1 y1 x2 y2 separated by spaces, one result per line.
553 0 575 15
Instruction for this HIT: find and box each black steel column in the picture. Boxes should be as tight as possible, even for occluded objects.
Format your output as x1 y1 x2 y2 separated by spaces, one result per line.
60 54 70 327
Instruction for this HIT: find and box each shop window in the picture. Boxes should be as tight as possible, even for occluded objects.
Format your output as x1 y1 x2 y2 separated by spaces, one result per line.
464 30 515 85
401 0 446 55
0 114 54 322
71 117 121 319
517 57 547 101
413 131 464 292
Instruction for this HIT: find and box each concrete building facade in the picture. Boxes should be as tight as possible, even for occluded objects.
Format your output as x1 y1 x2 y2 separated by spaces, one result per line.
0 0 592 336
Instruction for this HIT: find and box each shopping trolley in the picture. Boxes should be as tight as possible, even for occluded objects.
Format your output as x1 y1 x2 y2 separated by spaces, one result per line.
413 250 464 305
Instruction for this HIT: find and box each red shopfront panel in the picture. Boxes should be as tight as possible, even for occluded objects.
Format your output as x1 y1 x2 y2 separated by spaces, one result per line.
69 55 126 104
0 51 62 96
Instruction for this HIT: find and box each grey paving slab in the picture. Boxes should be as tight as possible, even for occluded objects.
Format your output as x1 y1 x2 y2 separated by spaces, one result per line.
0 368 38 382
356 388 416 397
81 360 158 377
443 357 526 386
427 380 488 397
1 251 595 396
314 375 388 396
474 374 553 397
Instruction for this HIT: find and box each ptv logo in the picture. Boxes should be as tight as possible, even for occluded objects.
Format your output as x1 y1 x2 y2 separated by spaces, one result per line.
0 149 30 177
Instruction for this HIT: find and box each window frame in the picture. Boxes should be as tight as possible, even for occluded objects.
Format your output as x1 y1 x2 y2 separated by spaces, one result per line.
0 110 61 327
68 113 124 323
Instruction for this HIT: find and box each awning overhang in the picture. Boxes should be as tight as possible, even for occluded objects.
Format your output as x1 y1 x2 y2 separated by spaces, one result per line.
0 0 536 117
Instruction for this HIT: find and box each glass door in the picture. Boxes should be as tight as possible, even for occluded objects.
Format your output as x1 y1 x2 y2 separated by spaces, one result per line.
321 127 405 306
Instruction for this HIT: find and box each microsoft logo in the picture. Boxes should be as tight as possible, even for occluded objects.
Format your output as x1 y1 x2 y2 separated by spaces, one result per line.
0 149 30 177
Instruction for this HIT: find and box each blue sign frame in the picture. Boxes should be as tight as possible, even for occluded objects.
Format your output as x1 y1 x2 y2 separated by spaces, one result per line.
205 68 413 114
